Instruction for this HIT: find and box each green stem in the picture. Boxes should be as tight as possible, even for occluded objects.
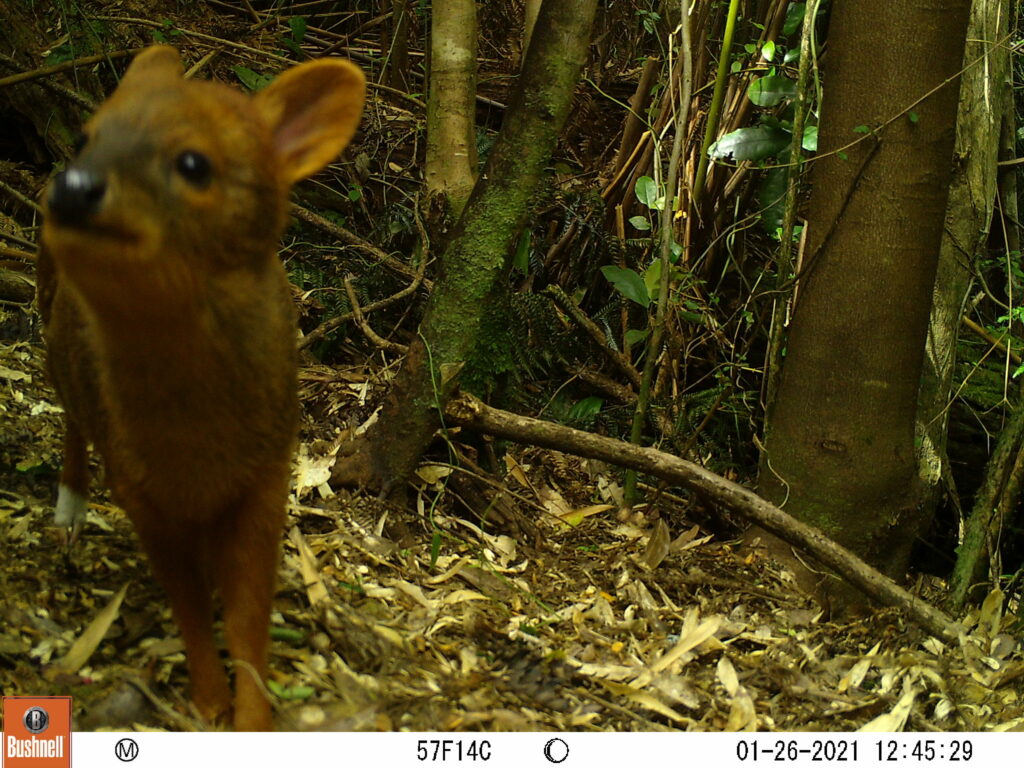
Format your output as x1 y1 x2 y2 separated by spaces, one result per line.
763 0 819 417
624 0 692 506
691 0 740 206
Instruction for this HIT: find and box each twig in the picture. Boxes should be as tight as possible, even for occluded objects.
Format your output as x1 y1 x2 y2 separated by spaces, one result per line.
962 314 1022 366
297 206 429 351
0 49 135 89
290 204 430 287
574 366 636 403
343 275 408 353
625 2 693 505
676 385 731 458
0 231 36 250
1 246 36 262
92 17 298 66
0 179 42 214
545 284 640 389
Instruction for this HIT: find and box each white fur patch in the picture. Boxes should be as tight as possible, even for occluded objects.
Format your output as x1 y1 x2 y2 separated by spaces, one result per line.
54 484 88 528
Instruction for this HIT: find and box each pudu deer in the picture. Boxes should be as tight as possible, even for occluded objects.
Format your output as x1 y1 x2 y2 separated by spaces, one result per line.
38 45 365 730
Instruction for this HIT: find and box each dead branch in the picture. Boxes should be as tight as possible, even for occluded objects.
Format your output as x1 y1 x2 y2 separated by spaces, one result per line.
545 284 641 389
343 275 408 354
446 392 964 643
297 203 428 351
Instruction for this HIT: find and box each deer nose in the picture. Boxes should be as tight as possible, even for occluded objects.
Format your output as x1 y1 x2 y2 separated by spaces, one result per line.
47 168 107 227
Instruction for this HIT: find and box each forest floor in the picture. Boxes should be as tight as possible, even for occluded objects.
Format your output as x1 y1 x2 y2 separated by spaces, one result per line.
2 339 1022 732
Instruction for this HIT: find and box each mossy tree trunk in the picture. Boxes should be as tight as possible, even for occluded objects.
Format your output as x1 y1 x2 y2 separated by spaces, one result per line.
756 0 972 612
332 0 599 494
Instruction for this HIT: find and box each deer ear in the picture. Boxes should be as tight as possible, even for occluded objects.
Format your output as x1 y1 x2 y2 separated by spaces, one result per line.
120 45 183 87
254 59 366 185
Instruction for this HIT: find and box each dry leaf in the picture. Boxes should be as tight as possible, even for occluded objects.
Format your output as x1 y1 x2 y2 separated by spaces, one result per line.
289 526 329 606
55 583 128 674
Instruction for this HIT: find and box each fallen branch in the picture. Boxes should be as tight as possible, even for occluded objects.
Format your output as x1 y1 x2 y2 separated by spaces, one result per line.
445 392 963 643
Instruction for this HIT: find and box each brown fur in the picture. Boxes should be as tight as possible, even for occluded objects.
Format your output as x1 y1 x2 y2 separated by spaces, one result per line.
39 46 365 730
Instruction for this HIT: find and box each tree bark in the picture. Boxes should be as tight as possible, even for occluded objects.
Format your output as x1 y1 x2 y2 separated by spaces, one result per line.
425 0 478 223
383 0 413 92
917 0 1008 518
522 0 542 64
332 0 599 494
757 0 973 611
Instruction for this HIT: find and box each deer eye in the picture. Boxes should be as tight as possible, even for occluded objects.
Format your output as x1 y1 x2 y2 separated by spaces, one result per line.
175 150 212 188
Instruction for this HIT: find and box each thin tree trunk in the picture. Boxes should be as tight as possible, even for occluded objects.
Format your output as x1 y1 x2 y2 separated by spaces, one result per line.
757 0 972 612
332 0 599 494
425 0 478 223
917 0 1008 519
522 0 542 63
384 0 413 91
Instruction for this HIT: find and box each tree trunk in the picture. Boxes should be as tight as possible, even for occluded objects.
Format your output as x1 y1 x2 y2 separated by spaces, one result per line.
917 0 1008 517
522 0 542 63
332 0 599 494
384 0 413 92
425 0 478 224
757 0 972 611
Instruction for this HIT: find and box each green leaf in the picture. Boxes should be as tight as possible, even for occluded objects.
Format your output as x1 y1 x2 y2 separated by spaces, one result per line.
601 265 650 307
266 680 314 700
782 2 806 36
16 457 43 473
634 176 660 209
347 185 363 202
624 328 649 345
280 37 303 57
908 110 919 125
802 125 818 151
758 165 788 234
644 260 662 301
567 396 604 422
709 125 790 162
44 43 79 66
629 215 651 231
159 19 181 38
233 65 273 92
289 16 307 43
761 40 776 62
269 627 306 643
783 47 800 64
837 151 848 161
852 124 870 134
748 75 797 107
430 530 441 568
